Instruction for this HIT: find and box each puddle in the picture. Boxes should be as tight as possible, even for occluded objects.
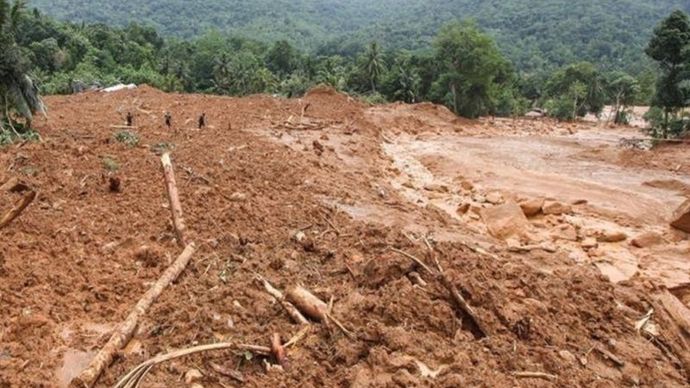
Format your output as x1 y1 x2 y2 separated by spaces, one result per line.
56 349 96 388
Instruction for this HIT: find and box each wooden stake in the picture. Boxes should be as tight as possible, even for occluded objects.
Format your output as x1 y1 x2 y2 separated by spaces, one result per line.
271 333 287 367
161 153 187 247
71 243 197 388
0 190 36 230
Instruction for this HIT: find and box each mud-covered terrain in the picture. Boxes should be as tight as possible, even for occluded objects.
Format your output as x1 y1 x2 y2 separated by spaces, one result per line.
1 86 689 387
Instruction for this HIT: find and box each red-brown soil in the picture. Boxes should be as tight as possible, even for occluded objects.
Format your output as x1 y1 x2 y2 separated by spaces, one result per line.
1 86 689 387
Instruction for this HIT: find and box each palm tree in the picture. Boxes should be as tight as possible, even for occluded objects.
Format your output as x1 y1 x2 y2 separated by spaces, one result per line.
0 0 45 133
362 42 385 93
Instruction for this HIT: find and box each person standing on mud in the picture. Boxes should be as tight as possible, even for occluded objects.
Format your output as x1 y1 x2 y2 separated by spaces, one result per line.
164 112 172 130
126 112 134 127
198 113 206 129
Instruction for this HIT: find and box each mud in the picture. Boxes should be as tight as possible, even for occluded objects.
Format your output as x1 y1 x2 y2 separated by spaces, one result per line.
1 86 689 387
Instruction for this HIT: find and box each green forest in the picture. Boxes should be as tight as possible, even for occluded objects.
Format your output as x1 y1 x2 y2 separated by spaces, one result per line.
1 1 689 143
27 0 690 74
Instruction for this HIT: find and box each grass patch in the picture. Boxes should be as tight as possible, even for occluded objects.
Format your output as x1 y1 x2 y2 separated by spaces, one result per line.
114 130 140 147
102 156 120 172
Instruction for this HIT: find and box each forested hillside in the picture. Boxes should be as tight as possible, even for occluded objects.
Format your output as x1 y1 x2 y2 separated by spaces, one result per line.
27 0 690 73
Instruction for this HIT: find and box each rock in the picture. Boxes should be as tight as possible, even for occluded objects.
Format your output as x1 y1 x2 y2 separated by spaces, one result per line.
596 229 628 243
480 201 529 240
519 198 544 217
572 199 588 205
631 231 664 248
472 194 487 203
581 237 598 249
551 224 577 241
670 199 690 233
542 200 572 215
185 369 203 384
486 192 503 204
457 203 470 215
312 140 324 155
424 183 449 193
559 350 577 364
229 192 247 202
460 180 474 191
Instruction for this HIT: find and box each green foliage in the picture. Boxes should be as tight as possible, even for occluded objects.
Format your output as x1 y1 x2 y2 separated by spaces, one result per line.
543 62 607 120
645 10 690 138
606 71 641 124
114 130 139 147
430 21 510 118
28 0 690 75
101 156 119 172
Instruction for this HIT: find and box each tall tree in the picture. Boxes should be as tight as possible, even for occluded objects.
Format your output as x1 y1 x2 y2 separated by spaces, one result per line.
431 21 510 118
361 41 385 93
0 0 45 132
645 10 690 137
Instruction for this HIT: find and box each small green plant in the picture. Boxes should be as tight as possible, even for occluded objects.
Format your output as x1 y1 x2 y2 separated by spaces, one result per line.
151 142 175 155
114 130 140 147
102 156 120 172
0 126 41 147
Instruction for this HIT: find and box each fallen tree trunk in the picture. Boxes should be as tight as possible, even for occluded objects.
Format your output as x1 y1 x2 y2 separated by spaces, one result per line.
70 243 197 388
285 286 328 322
0 190 36 230
161 153 187 247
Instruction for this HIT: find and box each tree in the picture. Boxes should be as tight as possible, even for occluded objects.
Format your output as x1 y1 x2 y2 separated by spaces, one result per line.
361 41 385 93
0 0 45 133
430 21 510 118
543 62 607 120
606 71 640 124
645 10 690 138
265 40 299 76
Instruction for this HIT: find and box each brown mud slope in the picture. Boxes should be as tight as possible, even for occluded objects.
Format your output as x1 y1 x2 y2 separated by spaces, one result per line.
1 86 689 387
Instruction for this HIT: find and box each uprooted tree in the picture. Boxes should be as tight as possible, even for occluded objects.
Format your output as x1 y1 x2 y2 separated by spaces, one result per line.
0 0 45 142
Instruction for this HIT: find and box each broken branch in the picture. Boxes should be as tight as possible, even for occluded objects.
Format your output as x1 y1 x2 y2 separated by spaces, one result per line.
257 275 309 325
71 243 197 388
161 153 187 247
0 190 36 230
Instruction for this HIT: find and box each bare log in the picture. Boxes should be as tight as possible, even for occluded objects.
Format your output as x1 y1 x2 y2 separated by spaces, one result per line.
512 371 558 381
0 190 36 230
71 243 197 388
161 153 187 247
257 275 309 325
285 286 328 322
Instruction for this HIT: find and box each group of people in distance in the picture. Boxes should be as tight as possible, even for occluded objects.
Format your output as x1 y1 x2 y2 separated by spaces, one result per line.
125 111 207 130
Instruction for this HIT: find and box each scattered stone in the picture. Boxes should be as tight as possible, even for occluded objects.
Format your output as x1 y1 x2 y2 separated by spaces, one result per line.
581 237 598 249
312 140 324 155
670 199 690 233
424 183 449 193
559 350 577 364
542 200 572 215
457 203 470 215
229 192 247 202
630 231 664 248
551 224 577 241
460 180 474 191
596 229 628 243
472 194 487 203
519 198 544 217
480 201 529 240
184 369 203 384
486 192 503 204
108 176 121 192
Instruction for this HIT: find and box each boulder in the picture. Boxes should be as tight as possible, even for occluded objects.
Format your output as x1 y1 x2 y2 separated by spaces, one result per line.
581 237 598 249
519 198 544 217
670 199 690 233
596 229 628 243
460 180 474 191
542 200 572 215
631 231 664 248
457 203 470 215
486 192 504 204
480 201 529 240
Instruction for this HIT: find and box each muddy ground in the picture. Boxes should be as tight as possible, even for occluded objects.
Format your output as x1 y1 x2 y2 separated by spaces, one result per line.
1 86 689 387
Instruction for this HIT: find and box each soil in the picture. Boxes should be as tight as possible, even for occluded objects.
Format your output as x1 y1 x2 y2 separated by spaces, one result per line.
1 86 689 387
